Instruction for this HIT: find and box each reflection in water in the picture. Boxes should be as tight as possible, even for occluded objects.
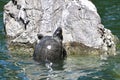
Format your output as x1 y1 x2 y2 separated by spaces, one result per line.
0 0 120 80
15 54 120 80
45 62 53 80
45 62 53 72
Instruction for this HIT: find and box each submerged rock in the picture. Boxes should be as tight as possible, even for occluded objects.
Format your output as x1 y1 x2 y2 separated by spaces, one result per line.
4 0 117 55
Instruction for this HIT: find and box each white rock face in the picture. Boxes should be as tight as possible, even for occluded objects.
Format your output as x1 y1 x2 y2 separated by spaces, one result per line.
4 0 116 54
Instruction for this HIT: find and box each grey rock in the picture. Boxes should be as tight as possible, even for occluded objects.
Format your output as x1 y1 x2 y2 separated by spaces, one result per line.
4 0 116 55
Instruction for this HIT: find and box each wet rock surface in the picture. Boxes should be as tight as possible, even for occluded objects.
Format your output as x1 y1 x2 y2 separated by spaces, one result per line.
4 0 117 55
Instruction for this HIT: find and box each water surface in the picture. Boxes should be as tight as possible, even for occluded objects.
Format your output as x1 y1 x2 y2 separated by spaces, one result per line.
0 0 120 80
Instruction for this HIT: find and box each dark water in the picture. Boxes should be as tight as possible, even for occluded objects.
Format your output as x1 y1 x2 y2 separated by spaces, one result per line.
93 0 120 38
0 0 120 80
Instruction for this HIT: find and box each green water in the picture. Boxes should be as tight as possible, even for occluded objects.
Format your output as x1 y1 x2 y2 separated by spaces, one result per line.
93 0 120 38
0 0 120 80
